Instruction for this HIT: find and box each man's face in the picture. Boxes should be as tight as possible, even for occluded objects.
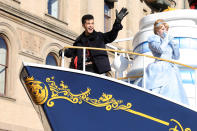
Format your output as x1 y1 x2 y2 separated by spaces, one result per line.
83 19 94 35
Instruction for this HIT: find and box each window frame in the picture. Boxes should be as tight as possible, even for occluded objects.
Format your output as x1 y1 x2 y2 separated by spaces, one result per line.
47 0 60 19
0 36 8 96
46 52 59 66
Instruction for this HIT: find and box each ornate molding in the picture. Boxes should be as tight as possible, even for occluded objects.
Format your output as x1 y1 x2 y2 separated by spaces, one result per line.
0 95 16 102
19 51 44 62
12 0 20 4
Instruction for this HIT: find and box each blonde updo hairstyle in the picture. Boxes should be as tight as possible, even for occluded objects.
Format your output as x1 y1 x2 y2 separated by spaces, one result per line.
154 19 169 35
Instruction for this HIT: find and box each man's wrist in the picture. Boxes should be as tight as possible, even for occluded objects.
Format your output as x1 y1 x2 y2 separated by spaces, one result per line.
113 21 123 31
115 19 121 24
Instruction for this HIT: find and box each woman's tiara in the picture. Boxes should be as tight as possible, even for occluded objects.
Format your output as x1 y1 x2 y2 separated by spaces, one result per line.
156 22 165 27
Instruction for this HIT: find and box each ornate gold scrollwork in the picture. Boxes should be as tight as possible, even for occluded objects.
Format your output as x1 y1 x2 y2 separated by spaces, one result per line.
45 77 131 111
169 119 191 131
25 76 192 131
25 76 48 105
46 77 91 107
44 77 192 131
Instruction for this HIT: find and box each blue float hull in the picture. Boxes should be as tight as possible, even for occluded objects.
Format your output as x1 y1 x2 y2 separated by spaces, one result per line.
20 63 197 131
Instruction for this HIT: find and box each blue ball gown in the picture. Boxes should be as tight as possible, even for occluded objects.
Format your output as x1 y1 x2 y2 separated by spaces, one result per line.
144 34 188 105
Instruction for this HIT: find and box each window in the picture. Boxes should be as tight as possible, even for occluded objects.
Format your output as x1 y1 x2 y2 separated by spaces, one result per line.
104 3 111 32
46 52 58 66
0 37 7 95
48 0 59 18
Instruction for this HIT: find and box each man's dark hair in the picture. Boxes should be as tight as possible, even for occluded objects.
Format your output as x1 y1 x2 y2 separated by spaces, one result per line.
81 14 94 24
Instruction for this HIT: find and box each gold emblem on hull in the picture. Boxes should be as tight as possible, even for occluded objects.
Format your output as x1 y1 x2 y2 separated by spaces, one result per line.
25 76 48 105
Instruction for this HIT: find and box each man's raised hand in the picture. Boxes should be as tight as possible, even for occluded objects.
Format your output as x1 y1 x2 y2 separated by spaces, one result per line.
115 7 129 23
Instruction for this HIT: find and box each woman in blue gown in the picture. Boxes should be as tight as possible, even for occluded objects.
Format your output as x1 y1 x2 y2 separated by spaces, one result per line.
144 19 188 105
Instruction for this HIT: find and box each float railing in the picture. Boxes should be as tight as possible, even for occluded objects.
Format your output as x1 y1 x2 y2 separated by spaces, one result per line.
61 46 196 70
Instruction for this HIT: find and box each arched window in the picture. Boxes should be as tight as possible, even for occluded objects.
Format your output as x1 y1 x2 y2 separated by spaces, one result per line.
46 52 58 66
48 0 59 18
0 37 7 95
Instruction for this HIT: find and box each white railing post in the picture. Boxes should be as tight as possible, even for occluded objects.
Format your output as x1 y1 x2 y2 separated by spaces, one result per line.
195 69 197 109
61 49 65 67
83 48 86 71
143 56 146 89
128 78 130 83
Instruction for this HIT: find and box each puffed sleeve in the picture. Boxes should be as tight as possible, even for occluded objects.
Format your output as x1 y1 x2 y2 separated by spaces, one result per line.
148 35 168 54
169 39 180 60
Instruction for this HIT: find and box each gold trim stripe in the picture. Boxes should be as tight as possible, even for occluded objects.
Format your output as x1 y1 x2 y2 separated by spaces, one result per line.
125 109 170 126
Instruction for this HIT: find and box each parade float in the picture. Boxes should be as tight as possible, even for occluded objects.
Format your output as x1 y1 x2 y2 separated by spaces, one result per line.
20 1 197 130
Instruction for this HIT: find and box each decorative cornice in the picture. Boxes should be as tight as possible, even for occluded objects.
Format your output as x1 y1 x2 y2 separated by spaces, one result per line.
12 0 20 4
0 1 78 41
45 13 68 26
0 95 16 102
19 51 44 62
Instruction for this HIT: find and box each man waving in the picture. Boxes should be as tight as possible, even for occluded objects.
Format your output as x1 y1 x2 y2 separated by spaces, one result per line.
60 8 129 75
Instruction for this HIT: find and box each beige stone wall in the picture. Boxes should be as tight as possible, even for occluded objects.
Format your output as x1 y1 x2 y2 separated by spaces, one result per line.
0 0 189 131
20 0 46 17
0 22 45 131
113 0 152 49
0 0 75 130
65 0 81 33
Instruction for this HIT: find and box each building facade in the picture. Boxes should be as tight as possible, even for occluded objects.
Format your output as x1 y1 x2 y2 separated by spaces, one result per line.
0 0 190 130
